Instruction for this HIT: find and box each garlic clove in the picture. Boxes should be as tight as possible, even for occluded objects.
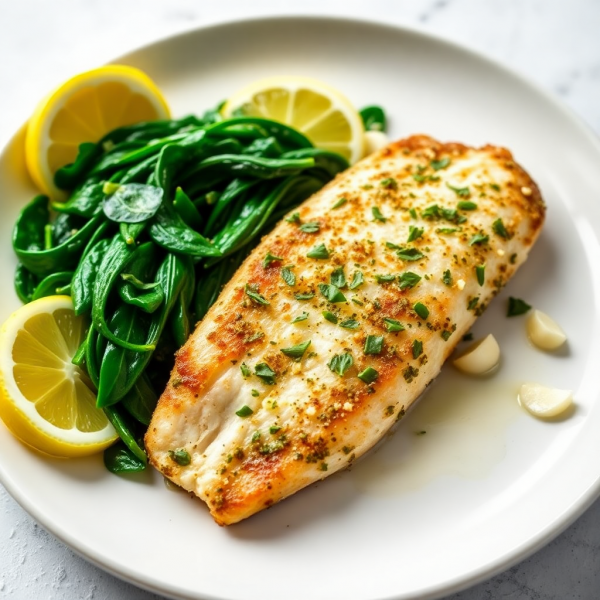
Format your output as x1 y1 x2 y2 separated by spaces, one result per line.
453 334 500 375
526 309 567 351
518 383 573 417
364 130 390 155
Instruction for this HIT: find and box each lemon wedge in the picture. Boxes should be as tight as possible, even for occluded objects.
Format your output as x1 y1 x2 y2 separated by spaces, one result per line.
0 296 117 457
25 65 170 200
222 76 365 163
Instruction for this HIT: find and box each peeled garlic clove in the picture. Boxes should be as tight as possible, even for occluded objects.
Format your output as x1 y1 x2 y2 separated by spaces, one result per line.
519 383 573 417
364 130 390 155
453 334 500 375
527 309 566 350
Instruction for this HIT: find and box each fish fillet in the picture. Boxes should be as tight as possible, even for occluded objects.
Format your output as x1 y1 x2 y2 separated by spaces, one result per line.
145 135 545 525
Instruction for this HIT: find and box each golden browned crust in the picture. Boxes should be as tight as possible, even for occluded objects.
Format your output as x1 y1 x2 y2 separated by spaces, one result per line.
146 135 545 525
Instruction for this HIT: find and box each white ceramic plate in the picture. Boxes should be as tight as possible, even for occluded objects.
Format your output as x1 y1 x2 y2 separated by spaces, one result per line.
1 16 600 600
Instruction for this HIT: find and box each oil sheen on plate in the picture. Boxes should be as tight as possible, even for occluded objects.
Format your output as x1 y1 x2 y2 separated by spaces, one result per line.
349 367 523 496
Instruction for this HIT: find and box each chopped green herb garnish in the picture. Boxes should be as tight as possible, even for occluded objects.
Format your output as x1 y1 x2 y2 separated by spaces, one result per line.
507 297 532 317
442 269 452 286
407 225 424 242
403 365 419 383
319 283 347 303
490 183 501 192
240 363 251 377
409 208 417 219
412 339 423 359
330 266 347 288
413 302 429 319
364 335 384 355
269 425 281 434
322 311 339 324
299 221 320 233
457 201 477 210
467 297 479 310
263 252 283 268
255 363 276 385
328 352 353 376
421 204 440 219
398 271 421 290
492 218 510 239
385 241 399 249
412 173 426 183
441 330 452 341
437 227 459 234
351 298 364 306
376 274 396 284
291 312 309 323
349 270 364 290
251 431 261 442
358 367 379 384
280 340 311 360
332 197 348 209
510 253 517 264
476 264 485 286
380 178 397 190
372 206 387 223
339 319 360 329
286 212 300 223
383 318 405 332
446 183 470 197
281 266 296 286
421 204 465 224
431 157 450 171
469 233 489 246
169 449 191 466
295 292 315 300
397 247 425 261
307 243 330 259
236 405 254 418
245 284 269 305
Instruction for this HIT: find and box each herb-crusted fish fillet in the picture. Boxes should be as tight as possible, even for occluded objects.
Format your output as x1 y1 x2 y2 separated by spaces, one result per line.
146 135 545 525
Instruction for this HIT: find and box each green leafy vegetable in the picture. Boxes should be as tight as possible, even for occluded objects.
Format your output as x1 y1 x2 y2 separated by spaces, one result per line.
102 183 163 223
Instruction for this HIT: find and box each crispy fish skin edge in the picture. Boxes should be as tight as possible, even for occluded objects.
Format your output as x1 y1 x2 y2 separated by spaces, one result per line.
146 134 545 525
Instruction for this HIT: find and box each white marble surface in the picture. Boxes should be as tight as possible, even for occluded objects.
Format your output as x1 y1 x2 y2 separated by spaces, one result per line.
0 1 599 599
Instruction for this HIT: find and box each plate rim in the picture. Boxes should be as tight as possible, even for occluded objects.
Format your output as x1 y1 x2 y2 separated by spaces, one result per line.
1 13 600 600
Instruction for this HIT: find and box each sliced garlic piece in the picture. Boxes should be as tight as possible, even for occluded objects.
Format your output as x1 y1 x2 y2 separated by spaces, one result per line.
453 334 500 375
526 309 566 350
518 383 573 417
364 131 390 155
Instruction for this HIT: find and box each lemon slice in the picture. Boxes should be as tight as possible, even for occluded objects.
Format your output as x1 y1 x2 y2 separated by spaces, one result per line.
222 76 365 163
25 65 170 200
0 296 117 457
